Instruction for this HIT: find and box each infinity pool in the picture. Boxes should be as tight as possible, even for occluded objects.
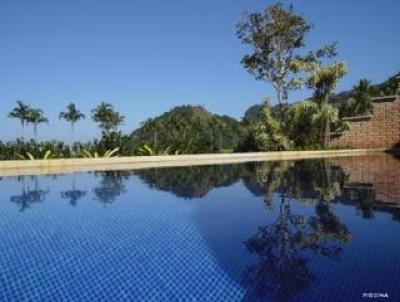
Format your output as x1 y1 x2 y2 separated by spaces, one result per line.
0 154 399 301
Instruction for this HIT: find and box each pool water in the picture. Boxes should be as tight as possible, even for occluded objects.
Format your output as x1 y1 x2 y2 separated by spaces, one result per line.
0 154 399 301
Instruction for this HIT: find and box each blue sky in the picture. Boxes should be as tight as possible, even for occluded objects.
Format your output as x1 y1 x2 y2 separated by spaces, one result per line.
0 0 399 142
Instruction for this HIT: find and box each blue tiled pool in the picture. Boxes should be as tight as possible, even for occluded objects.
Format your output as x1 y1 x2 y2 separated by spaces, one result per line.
0 154 399 301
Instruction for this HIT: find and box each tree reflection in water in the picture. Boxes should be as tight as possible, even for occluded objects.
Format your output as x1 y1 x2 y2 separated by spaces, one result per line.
61 174 86 206
133 165 242 199
10 176 49 212
92 171 130 204
243 192 314 300
242 161 292 210
242 160 351 301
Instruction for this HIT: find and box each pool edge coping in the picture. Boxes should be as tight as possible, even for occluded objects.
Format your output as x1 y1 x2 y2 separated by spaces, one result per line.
0 148 388 176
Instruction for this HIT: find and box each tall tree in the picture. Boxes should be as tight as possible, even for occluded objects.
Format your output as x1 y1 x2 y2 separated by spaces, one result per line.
306 62 348 147
8 100 31 142
237 3 310 123
91 102 124 134
59 103 85 144
26 108 48 141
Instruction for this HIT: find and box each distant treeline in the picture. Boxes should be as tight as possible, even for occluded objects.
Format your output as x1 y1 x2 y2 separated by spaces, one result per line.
1 72 398 160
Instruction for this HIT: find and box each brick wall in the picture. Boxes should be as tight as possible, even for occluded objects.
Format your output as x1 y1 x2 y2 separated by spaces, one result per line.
330 96 400 149
332 154 400 204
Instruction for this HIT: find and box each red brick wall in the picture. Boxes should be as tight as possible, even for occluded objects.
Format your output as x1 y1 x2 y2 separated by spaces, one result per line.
332 154 400 204
331 97 400 149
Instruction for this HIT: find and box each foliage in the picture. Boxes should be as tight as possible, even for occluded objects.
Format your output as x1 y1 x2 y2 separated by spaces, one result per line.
285 101 320 148
91 102 124 133
243 103 291 125
338 79 374 117
136 144 179 156
0 140 71 160
81 147 120 158
8 100 31 141
1 70 398 159
285 100 348 150
312 104 340 144
130 105 245 154
305 62 348 100
335 72 400 116
59 103 86 145
236 2 348 150
26 108 48 141
237 3 310 120
238 101 290 151
305 60 348 147
94 131 131 155
59 103 86 124
0 132 130 161
351 79 374 115
17 150 54 160
237 3 336 123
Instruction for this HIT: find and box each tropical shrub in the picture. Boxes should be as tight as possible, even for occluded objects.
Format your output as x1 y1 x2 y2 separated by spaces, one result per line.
81 147 120 158
238 101 290 152
286 101 319 149
136 144 179 156
17 150 54 160
0 140 71 160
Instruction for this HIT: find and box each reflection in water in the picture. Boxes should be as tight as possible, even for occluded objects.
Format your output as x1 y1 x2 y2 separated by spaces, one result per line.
61 174 87 206
241 161 290 210
133 165 242 199
308 199 351 256
3 154 399 217
333 155 400 221
342 184 376 219
242 165 350 300
92 171 130 204
134 155 400 222
240 159 354 300
0 154 399 301
10 176 49 212
243 192 315 300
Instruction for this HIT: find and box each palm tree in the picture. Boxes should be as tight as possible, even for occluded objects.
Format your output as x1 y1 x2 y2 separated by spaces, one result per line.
59 103 85 144
91 102 124 134
352 79 373 116
8 100 30 141
306 62 348 147
26 108 48 141
312 104 340 147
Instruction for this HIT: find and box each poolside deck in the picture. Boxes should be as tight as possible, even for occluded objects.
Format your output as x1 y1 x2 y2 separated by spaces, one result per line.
0 148 387 177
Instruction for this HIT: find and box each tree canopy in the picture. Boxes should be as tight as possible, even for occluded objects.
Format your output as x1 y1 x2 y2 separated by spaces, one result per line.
26 108 48 141
91 102 124 133
59 103 86 124
237 3 310 119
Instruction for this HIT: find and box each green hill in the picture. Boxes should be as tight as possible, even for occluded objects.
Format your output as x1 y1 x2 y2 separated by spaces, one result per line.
243 103 291 123
129 105 245 154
